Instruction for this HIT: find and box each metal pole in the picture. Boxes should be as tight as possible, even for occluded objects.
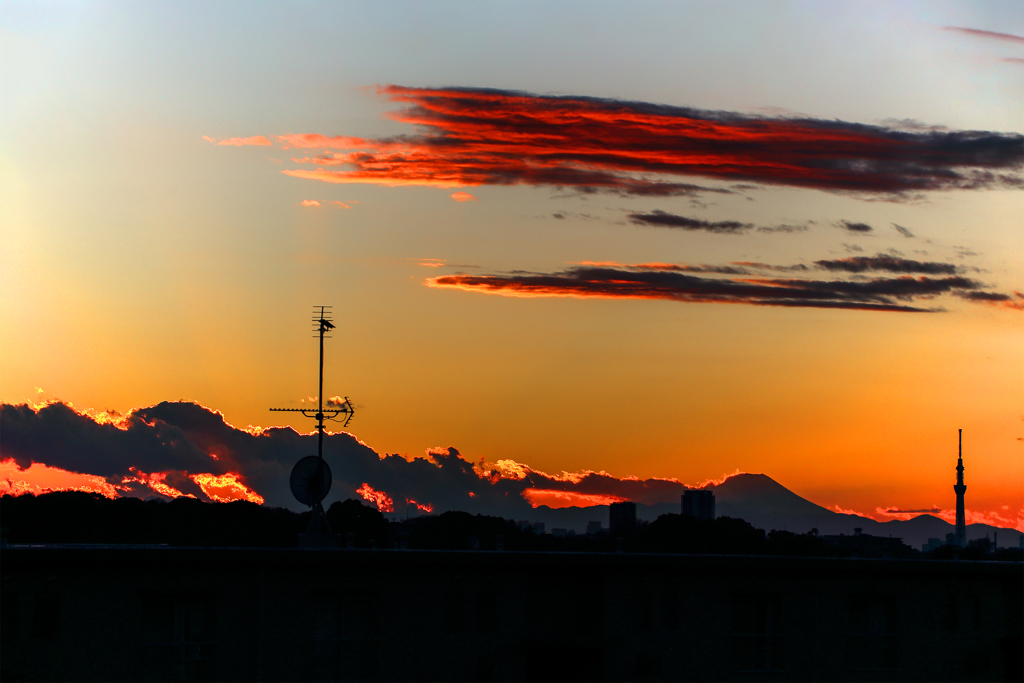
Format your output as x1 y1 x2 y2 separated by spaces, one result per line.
318 307 325 462
312 307 328 534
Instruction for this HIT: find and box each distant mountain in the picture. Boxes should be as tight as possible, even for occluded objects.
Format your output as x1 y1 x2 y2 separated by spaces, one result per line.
713 473 834 525
523 473 1022 551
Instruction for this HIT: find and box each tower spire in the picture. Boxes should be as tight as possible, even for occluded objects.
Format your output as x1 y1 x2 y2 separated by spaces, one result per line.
953 428 967 548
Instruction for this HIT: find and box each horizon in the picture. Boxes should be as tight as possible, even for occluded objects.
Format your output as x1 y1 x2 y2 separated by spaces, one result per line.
2 3 1022 537
2 397 1021 534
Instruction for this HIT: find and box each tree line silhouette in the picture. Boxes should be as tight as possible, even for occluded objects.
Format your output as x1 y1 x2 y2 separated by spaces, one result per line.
2 491 1020 560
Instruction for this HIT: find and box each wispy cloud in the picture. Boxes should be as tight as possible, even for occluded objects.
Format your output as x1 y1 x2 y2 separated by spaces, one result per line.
892 223 915 238
298 199 351 208
836 220 873 233
276 134 368 149
758 223 810 233
203 135 272 146
732 261 810 273
264 86 1023 198
626 210 815 234
833 504 873 518
942 27 1024 45
628 210 751 233
451 191 478 202
575 260 752 275
814 254 958 275
958 290 1024 310
878 506 941 515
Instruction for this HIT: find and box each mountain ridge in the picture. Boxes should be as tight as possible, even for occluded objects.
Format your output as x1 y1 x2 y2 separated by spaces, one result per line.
524 473 1021 551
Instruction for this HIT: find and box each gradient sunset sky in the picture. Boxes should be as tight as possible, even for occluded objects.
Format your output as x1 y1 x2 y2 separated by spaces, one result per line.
2 1 1022 528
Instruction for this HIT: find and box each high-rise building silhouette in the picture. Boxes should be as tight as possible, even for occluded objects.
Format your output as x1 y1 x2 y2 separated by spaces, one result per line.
954 428 967 548
681 489 716 520
609 501 637 534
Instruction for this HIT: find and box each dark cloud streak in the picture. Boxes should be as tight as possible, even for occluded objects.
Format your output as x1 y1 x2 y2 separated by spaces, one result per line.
814 254 958 275
837 220 873 233
626 210 816 234
628 210 751 233
758 223 809 233
428 265 1000 312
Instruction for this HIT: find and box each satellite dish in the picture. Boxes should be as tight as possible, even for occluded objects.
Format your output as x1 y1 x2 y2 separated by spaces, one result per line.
290 455 332 506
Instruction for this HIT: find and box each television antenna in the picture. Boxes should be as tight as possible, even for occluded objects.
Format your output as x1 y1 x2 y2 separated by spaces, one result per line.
270 306 355 533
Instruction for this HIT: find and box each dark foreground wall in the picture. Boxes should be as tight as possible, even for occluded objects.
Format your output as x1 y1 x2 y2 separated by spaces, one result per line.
1 547 1021 682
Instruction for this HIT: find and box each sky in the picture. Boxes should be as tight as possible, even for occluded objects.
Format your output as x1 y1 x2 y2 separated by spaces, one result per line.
1 1 1022 529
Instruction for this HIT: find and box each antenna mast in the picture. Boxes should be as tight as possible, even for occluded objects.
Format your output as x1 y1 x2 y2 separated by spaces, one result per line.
270 306 355 534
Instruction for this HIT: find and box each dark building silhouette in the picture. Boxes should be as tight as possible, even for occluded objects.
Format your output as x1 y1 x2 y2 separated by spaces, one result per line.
954 429 967 548
681 489 715 520
821 527 915 559
1 546 1020 682
609 501 636 534
968 537 992 554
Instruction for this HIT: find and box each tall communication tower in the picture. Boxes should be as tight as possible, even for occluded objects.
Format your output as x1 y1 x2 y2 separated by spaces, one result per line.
953 428 967 548
270 306 354 534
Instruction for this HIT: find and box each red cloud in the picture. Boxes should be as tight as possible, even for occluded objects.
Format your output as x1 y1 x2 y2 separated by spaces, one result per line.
274 86 1022 197
522 488 627 508
357 482 394 512
0 458 119 498
297 200 351 209
192 472 264 504
276 134 369 149
283 167 465 189
833 504 873 518
451 191 478 202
